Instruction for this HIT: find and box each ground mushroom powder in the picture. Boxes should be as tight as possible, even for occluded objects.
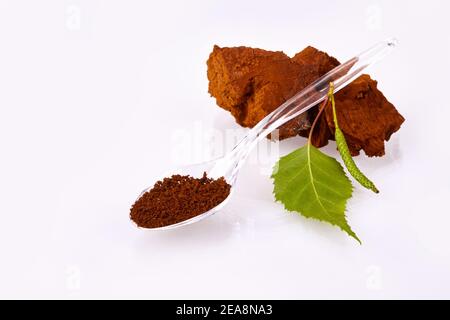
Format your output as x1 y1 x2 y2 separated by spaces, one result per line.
130 173 231 228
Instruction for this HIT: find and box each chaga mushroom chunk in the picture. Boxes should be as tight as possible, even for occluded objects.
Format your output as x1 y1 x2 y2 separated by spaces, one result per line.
207 45 404 157
207 45 308 136
325 75 404 157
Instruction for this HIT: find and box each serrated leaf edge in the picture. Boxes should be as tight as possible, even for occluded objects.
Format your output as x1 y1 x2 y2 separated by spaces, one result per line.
272 144 361 244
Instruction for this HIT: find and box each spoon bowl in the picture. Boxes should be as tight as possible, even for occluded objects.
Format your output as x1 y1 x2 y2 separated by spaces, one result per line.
135 157 236 230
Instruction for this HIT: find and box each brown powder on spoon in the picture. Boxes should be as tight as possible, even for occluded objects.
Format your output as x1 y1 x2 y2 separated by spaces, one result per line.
130 172 231 228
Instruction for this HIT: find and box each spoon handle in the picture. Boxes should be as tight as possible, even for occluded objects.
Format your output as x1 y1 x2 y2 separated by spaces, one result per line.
228 38 397 171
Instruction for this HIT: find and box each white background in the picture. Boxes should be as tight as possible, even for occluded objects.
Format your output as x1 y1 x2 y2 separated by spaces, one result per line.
0 0 449 299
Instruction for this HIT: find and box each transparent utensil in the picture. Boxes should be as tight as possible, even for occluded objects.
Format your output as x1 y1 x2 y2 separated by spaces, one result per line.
136 38 398 230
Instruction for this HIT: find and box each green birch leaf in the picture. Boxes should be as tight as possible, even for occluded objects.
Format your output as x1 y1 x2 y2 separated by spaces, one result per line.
272 143 360 243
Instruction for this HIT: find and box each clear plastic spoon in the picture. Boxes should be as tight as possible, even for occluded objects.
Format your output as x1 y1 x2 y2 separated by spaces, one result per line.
136 38 398 230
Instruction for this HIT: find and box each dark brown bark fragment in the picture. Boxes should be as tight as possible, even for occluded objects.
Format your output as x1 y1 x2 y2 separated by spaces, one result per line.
207 45 404 157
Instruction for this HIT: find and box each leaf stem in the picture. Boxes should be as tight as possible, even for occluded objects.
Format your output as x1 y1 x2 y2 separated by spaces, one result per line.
329 82 338 123
308 96 329 142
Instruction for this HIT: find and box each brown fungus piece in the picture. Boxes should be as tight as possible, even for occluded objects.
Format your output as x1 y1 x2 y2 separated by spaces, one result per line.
207 45 404 157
